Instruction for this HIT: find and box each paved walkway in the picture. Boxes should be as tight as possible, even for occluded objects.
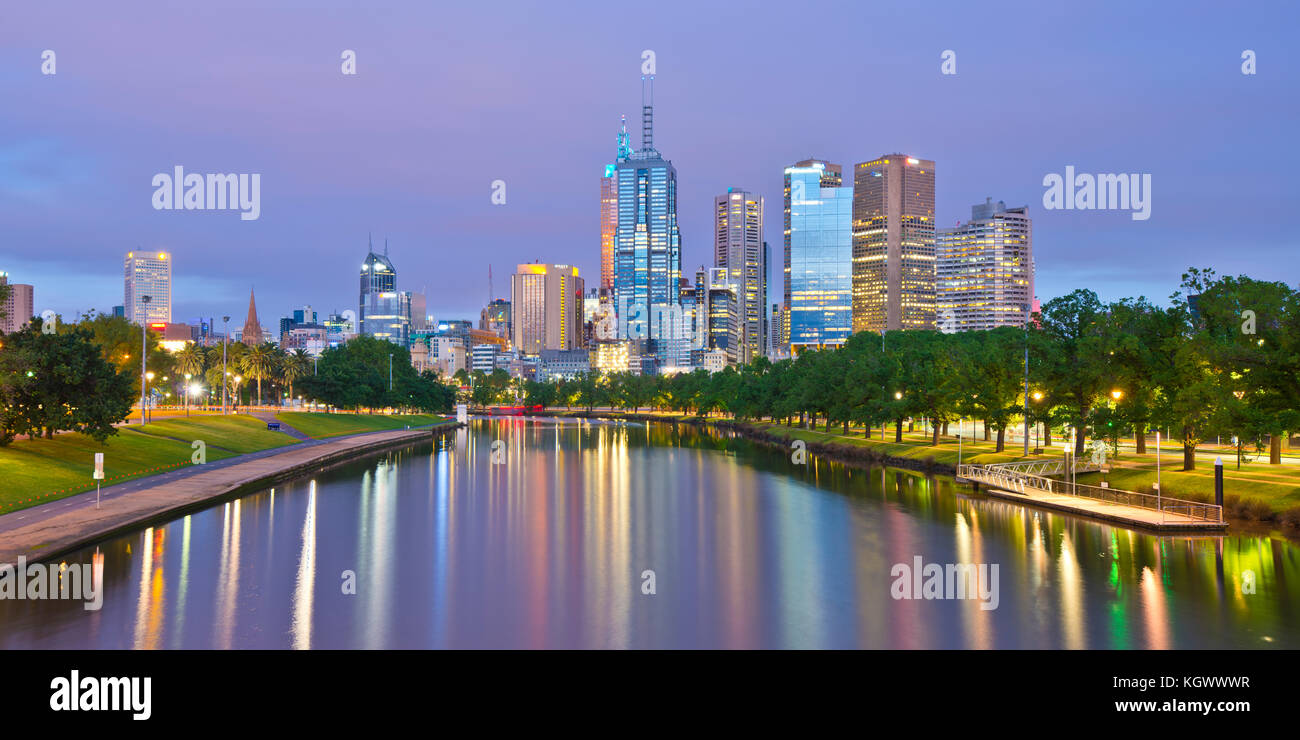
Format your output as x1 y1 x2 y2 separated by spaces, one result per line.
0 427 446 563
247 411 310 440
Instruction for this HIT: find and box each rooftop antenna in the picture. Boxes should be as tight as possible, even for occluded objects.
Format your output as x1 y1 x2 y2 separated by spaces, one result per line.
641 74 654 152
488 264 494 303
384 238 388 257
368 232 373 251
617 115 632 162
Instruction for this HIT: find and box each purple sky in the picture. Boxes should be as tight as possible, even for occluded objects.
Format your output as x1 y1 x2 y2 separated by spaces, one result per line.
2 0 1297 327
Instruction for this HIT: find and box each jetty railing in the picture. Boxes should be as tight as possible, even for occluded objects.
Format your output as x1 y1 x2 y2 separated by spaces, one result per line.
956 463 1223 525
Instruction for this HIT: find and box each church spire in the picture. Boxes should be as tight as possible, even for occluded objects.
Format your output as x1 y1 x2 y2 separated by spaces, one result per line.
241 287 263 345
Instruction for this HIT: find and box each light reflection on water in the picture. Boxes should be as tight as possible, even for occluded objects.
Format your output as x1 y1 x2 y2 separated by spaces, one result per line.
1 418 1297 649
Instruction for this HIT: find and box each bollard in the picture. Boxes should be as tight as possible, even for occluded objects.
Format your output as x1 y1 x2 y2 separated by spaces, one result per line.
1214 456 1223 508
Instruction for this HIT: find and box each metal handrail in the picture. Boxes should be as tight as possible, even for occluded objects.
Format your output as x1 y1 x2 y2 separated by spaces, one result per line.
957 464 1223 524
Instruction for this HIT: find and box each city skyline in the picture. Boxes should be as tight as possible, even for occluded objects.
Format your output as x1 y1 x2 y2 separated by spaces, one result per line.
2 1 1297 327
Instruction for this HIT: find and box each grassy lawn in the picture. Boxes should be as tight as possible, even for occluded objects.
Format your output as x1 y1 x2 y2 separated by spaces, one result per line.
128 415 300 454
0 412 455 516
0 424 248 514
1076 455 1300 516
275 412 448 439
744 420 1031 466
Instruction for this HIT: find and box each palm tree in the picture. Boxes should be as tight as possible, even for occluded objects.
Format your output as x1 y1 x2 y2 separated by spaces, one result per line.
281 349 311 406
241 343 278 406
174 342 205 413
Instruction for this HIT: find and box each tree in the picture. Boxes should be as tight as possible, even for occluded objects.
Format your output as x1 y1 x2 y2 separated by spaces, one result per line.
281 349 311 404
1106 298 1178 454
1031 290 1113 455
1182 268 1300 465
956 327 1026 452
241 342 278 406
0 319 135 444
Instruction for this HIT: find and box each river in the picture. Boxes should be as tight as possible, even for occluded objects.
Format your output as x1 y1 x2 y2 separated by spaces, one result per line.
2 418 1297 648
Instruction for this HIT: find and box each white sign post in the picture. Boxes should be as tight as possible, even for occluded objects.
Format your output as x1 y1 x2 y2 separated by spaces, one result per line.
93 453 104 508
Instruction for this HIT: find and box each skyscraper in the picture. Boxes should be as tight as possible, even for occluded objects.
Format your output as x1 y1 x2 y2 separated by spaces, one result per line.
600 117 633 293
714 188 766 362
784 160 853 350
123 251 172 324
692 267 740 365
480 298 511 339
510 263 583 355
613 74 681 343
936 198 1034 332
359 240 409 345
852 154 936 332
0 273 34 333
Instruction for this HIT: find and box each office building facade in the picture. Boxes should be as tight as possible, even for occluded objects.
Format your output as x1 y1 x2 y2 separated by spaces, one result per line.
359 246 410 345
510 263 584 355
784 160 853 350
124 251 172 325
714 189 766 362
936 198 1034 332
0 273 34 333
852 154 936 332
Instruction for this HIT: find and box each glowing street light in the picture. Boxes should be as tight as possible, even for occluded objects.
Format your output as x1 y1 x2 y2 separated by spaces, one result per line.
1111 389 1123 401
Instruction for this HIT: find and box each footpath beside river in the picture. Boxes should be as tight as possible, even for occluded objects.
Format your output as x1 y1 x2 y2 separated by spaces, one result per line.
0 424 458 564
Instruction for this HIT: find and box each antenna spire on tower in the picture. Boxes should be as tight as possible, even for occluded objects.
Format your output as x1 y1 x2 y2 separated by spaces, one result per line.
641 74 654 152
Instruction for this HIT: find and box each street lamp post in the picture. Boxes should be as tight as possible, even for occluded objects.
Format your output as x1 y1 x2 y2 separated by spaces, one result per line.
184 373 192 417
144 371 155 423
1155 430 1162 517
222 316 230 415
140 295 151 425
1023 303 1031 456
389 353 393 391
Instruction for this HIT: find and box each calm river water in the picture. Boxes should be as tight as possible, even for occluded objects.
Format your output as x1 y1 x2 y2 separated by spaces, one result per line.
2 418 1297 648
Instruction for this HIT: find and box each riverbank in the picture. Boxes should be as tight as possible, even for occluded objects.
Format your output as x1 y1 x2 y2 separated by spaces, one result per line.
0 422 459 564
545 410 1300 534
546 409 1025 473
0 412 445 514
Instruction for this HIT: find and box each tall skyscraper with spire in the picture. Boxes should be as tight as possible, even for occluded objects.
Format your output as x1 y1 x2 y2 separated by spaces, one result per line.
241 288 264 345
613 74 682 347
599 116 632 293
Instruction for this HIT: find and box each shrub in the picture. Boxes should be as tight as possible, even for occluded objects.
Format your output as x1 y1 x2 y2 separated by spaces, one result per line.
1279 507 1300 529
1244 498 1275 522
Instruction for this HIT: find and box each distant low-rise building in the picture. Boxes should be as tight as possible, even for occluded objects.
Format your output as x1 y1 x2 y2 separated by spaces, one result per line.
539 348 590 381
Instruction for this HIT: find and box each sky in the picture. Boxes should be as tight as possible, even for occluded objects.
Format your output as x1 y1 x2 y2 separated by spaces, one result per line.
1 0 1297 327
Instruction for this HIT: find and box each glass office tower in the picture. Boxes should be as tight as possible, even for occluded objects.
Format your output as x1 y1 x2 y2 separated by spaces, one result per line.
783 160 853 350
613 76 682 345
359 245 409 345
